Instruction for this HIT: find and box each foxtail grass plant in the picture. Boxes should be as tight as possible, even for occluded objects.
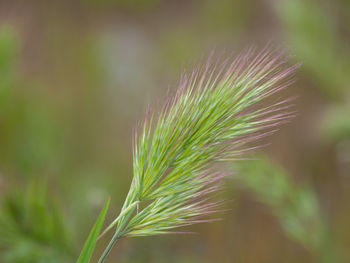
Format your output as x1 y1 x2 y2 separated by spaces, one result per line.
76 47 299 263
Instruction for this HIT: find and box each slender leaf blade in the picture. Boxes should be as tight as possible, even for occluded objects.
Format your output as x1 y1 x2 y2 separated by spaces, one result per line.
76 198 110 263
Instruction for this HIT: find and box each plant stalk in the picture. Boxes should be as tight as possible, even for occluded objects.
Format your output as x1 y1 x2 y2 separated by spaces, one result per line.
97 231 120 263
97 206 137 263
98 201 139 239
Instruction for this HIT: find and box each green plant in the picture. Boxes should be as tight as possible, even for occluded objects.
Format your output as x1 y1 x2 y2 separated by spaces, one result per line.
233 155 339 262
76 199 110 263
0 183 74 263
274 0 350 141
76 48 298 262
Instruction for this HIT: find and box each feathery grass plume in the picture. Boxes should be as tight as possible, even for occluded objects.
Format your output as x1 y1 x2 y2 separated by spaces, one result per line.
97 47 298 263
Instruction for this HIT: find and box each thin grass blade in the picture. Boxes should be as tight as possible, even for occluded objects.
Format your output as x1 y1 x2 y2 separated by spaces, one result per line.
76 198 110 263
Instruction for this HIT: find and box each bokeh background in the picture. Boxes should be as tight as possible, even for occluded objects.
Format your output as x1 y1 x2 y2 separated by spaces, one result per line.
0 0 349 262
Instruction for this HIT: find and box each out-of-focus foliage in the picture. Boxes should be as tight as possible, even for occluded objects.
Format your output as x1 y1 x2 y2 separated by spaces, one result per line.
233 156 340 262
0 26 62 177
275 0 350 142
0 29 75 263
0 26 17 102
322 102 350 141
0 183 74 263
275 0 350 99
85 0 160 11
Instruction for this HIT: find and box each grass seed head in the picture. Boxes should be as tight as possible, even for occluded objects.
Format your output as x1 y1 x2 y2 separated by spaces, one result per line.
115 47 298 237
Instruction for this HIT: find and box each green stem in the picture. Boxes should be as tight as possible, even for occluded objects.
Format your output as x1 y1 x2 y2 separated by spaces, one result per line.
97 231 121 263
97 206 137 263
99 201 139 239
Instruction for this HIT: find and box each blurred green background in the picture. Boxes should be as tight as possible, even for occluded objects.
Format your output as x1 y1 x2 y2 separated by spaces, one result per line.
0 0 349 262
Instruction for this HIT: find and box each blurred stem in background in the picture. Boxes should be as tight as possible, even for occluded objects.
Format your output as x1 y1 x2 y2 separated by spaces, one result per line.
274 0 350 142
274 0 350 100
233 155 341 263
0 26 17 106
